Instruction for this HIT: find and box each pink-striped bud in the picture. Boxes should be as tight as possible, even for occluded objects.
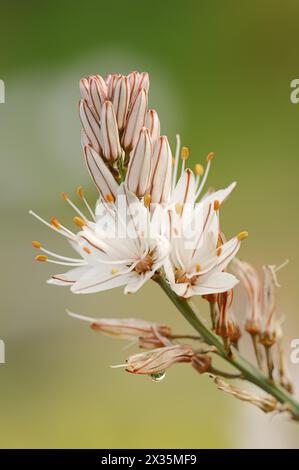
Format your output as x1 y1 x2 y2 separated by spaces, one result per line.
125 127 152 197
128 71 150 105
125 344 193 375
112 76 130 130
106 73 121 100
122 88 147 151
68 311 171 340
146 109 160 145
79 99 102 155
80 75 107 118
100 101 122 162
83 146 118 199
149 136 172 204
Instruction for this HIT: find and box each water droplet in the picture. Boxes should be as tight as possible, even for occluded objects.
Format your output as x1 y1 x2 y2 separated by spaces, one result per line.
150 371 166 382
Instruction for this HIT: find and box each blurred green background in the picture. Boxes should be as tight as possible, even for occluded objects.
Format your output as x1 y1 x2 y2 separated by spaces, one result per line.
1 0 299 448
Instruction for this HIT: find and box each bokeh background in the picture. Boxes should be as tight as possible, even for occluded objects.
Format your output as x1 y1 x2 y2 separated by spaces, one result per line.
1 0 299 448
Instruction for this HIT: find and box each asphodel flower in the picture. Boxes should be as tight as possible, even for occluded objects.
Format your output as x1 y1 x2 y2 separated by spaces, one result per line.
30 184 170 295
32 71 246 301
163 181 247 298
119 344 194 376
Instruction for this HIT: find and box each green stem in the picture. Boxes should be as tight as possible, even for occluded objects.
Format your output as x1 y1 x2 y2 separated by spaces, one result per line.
155 276 299 420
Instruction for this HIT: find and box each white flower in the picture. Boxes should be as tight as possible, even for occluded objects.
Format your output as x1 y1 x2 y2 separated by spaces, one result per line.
159 136 248 298
30 184 170 295
32 72 247 300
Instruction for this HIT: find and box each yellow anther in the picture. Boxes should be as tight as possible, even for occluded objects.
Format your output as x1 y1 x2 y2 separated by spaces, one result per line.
35 255 47 262
216 246 222 256
105 193 115 203
73 216 86 228
206 152 215 161
175 202 183 215
83 246 91 254
51 217 61 229
195 163 204 176
111 268 119 275
76 186 84 199
181 146 189 160
32 240 42 249
195 263 201 272
144 193 151 208
214 200 220 211
237 231 249 241
61 192 69 201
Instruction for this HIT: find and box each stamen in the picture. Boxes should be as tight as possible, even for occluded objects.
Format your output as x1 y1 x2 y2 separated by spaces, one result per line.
111 268 119 275
83 246 91 254
171 134 181 193
73 216 86 228
195 163 204 176
195 263 201 272
76 186 96 222
105 193 115 203
36 255 86 266
216 247 222 257
51 217 61 229
214 200 220 211
29 211 77 241
175 202 183 215
35 255 47 262
62 191 87 221
181 146 189 160
32 240 42 249
51 217 78 239
237 231 249 241
195 152 215 200
180 146 189 175
144 193 151 209
207 152 215 161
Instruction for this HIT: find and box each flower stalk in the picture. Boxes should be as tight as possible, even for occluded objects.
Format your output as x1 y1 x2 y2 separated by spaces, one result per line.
155 274 299 421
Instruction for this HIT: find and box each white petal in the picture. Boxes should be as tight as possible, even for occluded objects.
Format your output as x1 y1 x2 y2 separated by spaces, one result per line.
47 266 89 286
71 267 132 294
191 272 239 296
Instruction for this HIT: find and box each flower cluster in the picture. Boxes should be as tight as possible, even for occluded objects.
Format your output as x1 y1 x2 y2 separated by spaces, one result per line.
31 71 248 299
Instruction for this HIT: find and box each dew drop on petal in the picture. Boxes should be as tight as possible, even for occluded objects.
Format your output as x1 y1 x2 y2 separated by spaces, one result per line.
150 371 166 382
